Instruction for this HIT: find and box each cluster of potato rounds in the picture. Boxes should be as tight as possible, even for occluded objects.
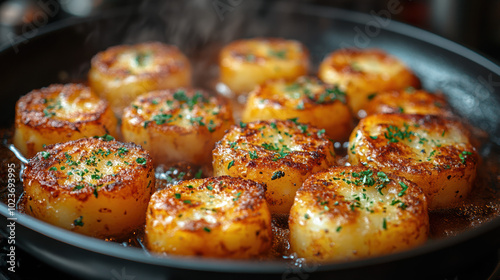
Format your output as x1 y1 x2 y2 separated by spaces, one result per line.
14 38 479 263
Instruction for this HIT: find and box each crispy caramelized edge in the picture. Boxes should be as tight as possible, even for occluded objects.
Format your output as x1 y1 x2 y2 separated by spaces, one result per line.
15 84 111 131
123 88 233 134
214 119 335 171
90 42 189 79
23 137 154 202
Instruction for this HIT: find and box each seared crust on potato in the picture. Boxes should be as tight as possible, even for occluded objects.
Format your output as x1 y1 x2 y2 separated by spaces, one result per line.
318 48 420 115
363 88 454 117
289 166 428 262
121 88 234 165
212 120 335 214
242 76 353 141
89 42 191 116
23 137 154 238
13 84 118 158
348 114 478 209
219 38 309 95
145 176 272 258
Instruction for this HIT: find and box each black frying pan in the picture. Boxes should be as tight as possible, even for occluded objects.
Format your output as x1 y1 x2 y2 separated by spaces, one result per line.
1 2 500 279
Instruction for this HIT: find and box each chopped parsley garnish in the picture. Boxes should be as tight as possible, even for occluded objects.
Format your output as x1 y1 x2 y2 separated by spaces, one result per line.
135 51 151 66
384 123 414 143
398 181 409 197
190 116 205 126
136 157 147 165
317 129 325 137
271 170 285 180
268 49 287 59
74 216 84 227
194 169 203 179
367 93 377 100
43 108 56 118
207 119 216 133
41 151 50 159
233 191 242 201
152 113 173 125
227 160 235 170
249 151 259 159
245 54 256 62
94 134 115 141
459 151 472 164
296 101 305 110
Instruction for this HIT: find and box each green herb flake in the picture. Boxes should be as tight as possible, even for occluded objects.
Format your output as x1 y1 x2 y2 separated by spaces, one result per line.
249 151 259 159
398 181 409 197
74 216 84 227
233 191 242 201
136 157 147 165
227 160 235 170
94 134 115 142
317 129 326 137
271 170 285 180
268 49 287 59
194 169 203 179
152 113 173 125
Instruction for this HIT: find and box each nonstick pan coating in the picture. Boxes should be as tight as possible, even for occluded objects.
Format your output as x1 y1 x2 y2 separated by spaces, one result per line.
1 3 499 280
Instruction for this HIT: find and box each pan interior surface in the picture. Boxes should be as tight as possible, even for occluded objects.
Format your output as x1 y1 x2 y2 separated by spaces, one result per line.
0 2 499 279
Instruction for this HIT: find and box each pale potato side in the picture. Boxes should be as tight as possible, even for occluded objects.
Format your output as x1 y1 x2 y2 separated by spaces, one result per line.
13 84 118 158
363 88 454 117
289 166 428 262
348 114 478 209
212 120 335 214
146 176 272 258
219 38 309 95
89 42 191 116
23 137 155 239
121 88 234 165
318 48 420 115
242 76 353 141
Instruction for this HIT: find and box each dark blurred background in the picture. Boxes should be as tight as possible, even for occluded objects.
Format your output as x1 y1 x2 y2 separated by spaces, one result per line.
0 0 499 62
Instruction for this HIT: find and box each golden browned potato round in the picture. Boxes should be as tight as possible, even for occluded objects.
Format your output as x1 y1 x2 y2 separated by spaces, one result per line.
88 42 191 116
363 88 454 117
348 114 478 209
318 48 420 115
145 176 272 258
242 76 353 141
289 166 429 262
23 136 155 238
219 38 309 95
13 84 118 158
121 88 234 166
212 120 335 214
